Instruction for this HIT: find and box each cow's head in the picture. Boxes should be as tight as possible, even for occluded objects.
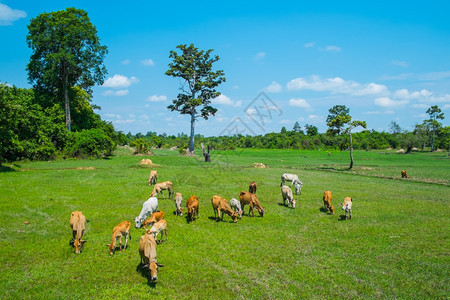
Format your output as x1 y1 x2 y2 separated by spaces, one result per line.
231 211 238 223
291 199 296 209
74 238 86 254
135 217 143 228
177 207 183 216
256 206 265 217
143 261 163 282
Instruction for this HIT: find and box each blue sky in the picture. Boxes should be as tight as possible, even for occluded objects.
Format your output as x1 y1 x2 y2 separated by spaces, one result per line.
1 1 450 136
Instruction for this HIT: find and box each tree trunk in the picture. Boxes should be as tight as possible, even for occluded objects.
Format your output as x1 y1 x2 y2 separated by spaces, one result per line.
189 113 195 153
349 131 354 169
63 70 71 132
431 128 435 152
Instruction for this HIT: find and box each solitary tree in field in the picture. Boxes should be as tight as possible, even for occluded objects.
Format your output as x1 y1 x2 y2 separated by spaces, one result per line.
26 7 108 132
424 105 445 151
326 105 366 169
166 44 225 153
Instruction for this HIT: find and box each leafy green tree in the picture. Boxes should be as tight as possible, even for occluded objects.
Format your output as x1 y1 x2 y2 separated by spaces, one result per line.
292 122 301 133
26 7 108 132
280 126 287 134
166 44 225 153
305 124 318 136
326 105 351 135
424 105 445 151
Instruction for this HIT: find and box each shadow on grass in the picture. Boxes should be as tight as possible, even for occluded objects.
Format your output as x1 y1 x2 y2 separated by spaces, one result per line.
136 263 157 289
319 207 328 213
0 165 15 172
208 216 236 223
337 215 351 221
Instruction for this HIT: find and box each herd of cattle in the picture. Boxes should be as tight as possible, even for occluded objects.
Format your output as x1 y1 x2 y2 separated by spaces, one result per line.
68 170 354 283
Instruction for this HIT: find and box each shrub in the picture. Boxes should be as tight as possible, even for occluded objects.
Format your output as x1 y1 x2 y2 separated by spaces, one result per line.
66 129 116 158
130 138 152 155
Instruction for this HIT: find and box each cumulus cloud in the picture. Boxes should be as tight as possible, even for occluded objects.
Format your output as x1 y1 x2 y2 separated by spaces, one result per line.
289 98 311 108
374 97 408 108
393 89 432 99
0 3 26 25
102 74 138 88
141 59 155 66
264 81 282 93
147 95 167 102
255 52 266 60
287 75 388 96
212 94 242 107
102 89 129 96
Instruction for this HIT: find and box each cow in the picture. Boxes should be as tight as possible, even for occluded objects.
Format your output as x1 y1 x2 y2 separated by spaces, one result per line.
340 197 353 220
149 219 168 244
135 197 159 228
211 195 238 223
281 185 296 209
239 191 264 217
248 181 257 194
281 173 303 195
142 211 165 228
69 211 86 254
229 198 243 218
108 221 131 255
150 181 174 199
148 170 158 185
186 195 199 222
139 231 163 282
323 190 335 215
174 193 183 216
401 170 410 179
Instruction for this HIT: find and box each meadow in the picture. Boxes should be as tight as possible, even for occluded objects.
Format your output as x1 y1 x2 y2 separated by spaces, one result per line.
0 148 448 299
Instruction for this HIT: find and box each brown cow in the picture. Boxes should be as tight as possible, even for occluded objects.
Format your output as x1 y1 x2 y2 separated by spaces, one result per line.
248 181 257 194
148 170 158 185
108 221 131 255
69 211 86 254
149 219 168 244
150 181 174 199
239 191 264 217
186 195 199 222
340 197 353 220
174 192 183 216
401 170 410 178
211 195 238 223
142 211 165 228
139 231 163 281
323 190 335 214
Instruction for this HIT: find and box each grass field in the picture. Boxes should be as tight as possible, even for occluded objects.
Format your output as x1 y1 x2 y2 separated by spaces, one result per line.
0 148 449 299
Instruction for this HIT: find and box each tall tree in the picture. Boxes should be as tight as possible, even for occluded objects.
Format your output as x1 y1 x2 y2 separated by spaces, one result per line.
166 44 225 153
424 105 445 151
345 120 367 169
26 7 108 132
326 105 351 135
292 121 301 133
305 124 318 136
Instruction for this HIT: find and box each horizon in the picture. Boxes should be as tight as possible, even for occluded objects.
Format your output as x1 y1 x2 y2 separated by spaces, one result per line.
1 1 449 136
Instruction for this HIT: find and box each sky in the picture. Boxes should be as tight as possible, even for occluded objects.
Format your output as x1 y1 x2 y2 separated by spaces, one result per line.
1 1 450 136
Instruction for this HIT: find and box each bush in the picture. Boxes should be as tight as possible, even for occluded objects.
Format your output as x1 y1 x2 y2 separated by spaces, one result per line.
66 129 116 158
130 138 152 155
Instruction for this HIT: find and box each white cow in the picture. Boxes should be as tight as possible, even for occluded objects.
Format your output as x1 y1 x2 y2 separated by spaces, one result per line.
281 173 303 195
135 197 159 228
229 198 243 218
281 185 296 208
340 197 353 220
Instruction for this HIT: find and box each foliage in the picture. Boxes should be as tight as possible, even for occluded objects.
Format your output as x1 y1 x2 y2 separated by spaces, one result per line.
326 105 351 135
165 43 225 152
65 128 116 158
424 105 445 151
130 138 152 155
26 7 108 131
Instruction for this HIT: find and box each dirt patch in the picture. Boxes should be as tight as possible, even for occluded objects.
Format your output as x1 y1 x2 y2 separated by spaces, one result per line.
139 159 153 166
76 167 96 170
254 163 267 168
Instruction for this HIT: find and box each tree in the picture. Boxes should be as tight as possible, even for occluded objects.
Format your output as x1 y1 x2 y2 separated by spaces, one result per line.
293 122 301 133
305 124 318 136
326 105 351 135
26 7 108 132
388 121 402 134
166 44 225 153
345 120 367 169
280 126 287 134
424 105 445 151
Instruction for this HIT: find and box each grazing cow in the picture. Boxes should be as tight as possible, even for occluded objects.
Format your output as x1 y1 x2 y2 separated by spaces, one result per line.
139 231 163 282
281 173 303 195
142 211 165 228
340 197 353 220
150 181 174 199
211 195 238 223
149 219 168 244
174 193 183 216
135 197 159 228
248 181 257 194
108 221 131 255
229 198 243 218
69 211 86 254
323 190 335 214
401 170 410 179
239 191 264 217
293 179 303 195
148 170 158 185
281 185 296 209
186 195 199 222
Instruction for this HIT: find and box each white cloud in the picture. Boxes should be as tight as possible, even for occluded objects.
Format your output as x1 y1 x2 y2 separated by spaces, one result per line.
304 42 315 48
102 89 129 96
141 59 155 66
374 97 408 108
104 113 121 119
121 59 130 65
325 45 341 52
255 52 266 60
102 74 138 88
289 98 311 108
212 94 242 107
115 119 136 124
280 119 293 124
287 75 388 96
264 81 282 93
443 104 450 110
147 95 167 102
246 108 257 115
0 3 26 25
394 89 432 99
392 60 409 67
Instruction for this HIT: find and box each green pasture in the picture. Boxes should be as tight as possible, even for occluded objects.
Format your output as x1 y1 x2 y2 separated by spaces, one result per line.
0 148 448 299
